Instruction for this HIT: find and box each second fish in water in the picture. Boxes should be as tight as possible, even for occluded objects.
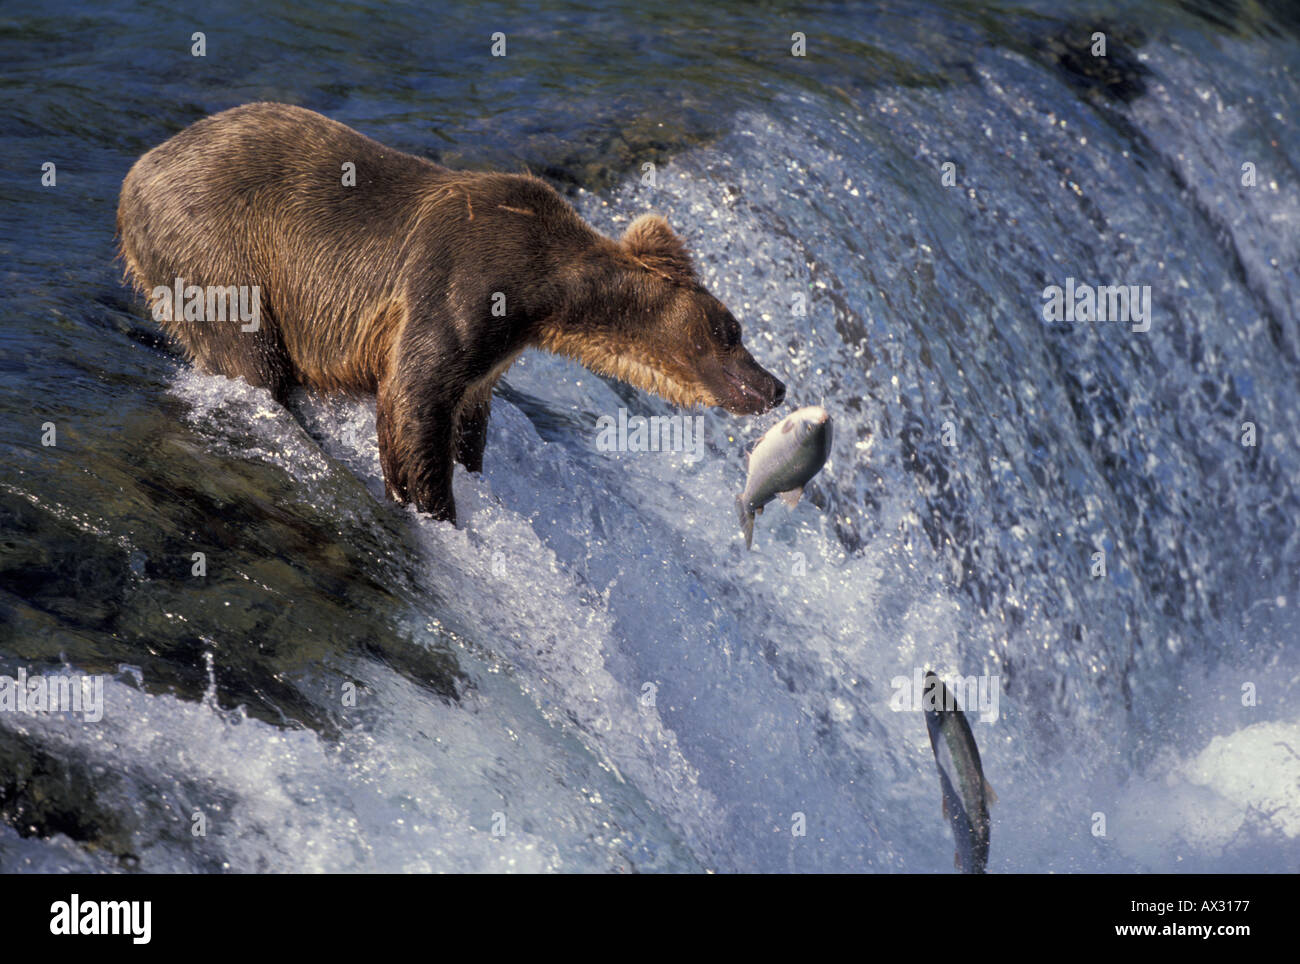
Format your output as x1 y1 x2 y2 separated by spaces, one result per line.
736 406 833 549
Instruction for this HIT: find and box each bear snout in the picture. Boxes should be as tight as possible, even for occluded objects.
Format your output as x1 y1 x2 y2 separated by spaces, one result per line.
714 360 785 416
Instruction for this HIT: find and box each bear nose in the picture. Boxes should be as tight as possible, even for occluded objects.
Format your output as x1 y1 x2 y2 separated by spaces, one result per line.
772 379 786 406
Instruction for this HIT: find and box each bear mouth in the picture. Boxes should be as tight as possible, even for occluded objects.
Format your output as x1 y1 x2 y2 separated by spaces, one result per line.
718 369 780 415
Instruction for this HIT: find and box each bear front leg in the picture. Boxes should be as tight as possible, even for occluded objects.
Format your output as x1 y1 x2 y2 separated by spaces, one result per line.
455 383 492 474
376 373 461 523
406 413 458 522
375 378 407 504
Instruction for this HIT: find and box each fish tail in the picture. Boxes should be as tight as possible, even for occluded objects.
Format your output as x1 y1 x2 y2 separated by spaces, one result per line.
736 495 754 549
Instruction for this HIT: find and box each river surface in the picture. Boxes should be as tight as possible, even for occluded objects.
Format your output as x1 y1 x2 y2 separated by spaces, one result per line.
1 0 1298 872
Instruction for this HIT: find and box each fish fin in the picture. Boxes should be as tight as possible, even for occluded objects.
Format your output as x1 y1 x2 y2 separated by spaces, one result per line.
737 495 755 549
984 778 997 806
778 487 803 508
941 795 950 819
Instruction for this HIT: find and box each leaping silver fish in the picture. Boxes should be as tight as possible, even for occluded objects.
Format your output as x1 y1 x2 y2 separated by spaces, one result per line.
922 671 996 874
736 406 833 549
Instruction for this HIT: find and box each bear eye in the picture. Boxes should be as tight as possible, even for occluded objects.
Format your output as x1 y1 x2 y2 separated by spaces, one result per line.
712 320 741 349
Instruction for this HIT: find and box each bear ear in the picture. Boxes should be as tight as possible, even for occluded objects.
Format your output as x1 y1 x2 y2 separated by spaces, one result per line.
621 214 694 281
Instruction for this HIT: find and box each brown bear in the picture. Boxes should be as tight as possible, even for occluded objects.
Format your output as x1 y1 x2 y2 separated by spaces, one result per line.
117 103 784 522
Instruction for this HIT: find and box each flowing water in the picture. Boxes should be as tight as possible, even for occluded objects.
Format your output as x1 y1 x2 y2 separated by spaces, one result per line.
1 0 1298 872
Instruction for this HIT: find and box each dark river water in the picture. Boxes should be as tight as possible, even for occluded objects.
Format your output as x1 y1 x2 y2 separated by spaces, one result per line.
1 0 1298 871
